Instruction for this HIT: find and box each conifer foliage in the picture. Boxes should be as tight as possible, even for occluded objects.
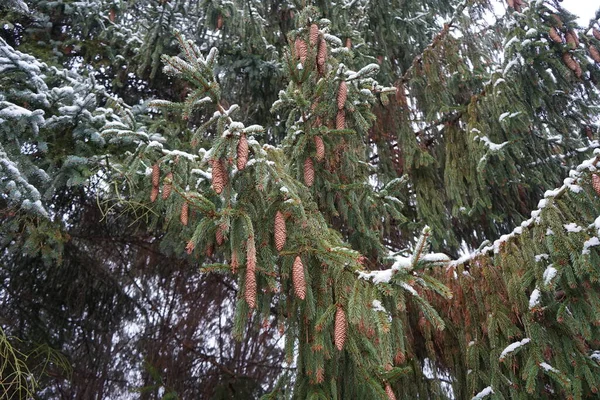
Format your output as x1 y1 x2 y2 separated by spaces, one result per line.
3 0 600 398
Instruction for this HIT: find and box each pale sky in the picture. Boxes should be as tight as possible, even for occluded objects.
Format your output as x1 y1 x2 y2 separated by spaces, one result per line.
561 0 599 26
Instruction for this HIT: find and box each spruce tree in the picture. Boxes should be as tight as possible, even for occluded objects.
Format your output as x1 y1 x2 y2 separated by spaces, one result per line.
2 0 600 399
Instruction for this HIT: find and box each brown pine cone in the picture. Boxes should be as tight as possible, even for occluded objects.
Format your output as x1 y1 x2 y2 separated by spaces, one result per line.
245 238 257 308
336 109 345 130
385 383 397 400
590 45 600 63
150 186 159 202
162 172 173 200
304 157 315 187
310 24 319 46
216 224 226 246
231 251 239 274
317 37 327 74
549 27 562 43
212 159 228 194
237 134 249 170
274 211 286 251
566 31 578 49
593 174 600 195
295 38 307 63
337 81 347 110
594 28 600 41
292 256 306 300
152 163 160 187
180 202 189 226
334 306 347 351
314 136 325 162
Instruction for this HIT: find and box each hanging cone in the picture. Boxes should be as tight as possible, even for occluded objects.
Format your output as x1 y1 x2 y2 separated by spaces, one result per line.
212 159 227 194
594 28 600 41
237 134 249 170
274 211 286 251
317 37 327 74
590 45 600 63
334 306 347 351
180 202 189 226
336 109 346 130
549 27 562 43
245 267 256 309
593 174 600 195
162 172 173 200
506 0 515 9
292 256 306 300
304 157 315 187
295 38 307 63
109 8 116 22
562 52 578 71
314 136 325 162
309 24 319 46
231 250 239 274
216 13 223 30
150 186 159 202
345 37 352 49
337 81 347 110
185 240 195 255
216 224 226 246
385 383 397 400
152 163 160 187
566 31 578 49
246 238 257 308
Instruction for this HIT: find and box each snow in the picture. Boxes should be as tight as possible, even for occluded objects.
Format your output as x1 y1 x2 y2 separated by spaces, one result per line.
358 269 393 284
563 223 582 233
591 351 600 362
539 362 560 374
535 254 549 262
529 288 541 309
582 237 600 255
371 300 386 313
421 253 451 263
546 228 554 236
472 386 494 399
400 282 418 296
475 135 509 151
543 265 557 285
499 338 530 361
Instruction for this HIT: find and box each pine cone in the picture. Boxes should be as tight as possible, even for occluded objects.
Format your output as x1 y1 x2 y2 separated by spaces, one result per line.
337 81 347 110
237 134 249 170
231 250 239 274
385 383 396 400
345 37 352 49
310 24 319 46
593 174 600 195
274 211 286 251
304 157 315 187
150 186 159 202
551 14 563 28
562 52 580 75
590 45 600 63
185 240 195 255
549 27 562 43
152 163 160 187
314 136 325 162
594 28 600 41
162 172 173 200
295 38 307 63
336 109 345 130
216 224 226 246
292 256 306 300
317 38 327 74
212 159 228 194
334 306 347 351
216 13 223 30
245 266 257 309
180 202 189 226
246 238 257 308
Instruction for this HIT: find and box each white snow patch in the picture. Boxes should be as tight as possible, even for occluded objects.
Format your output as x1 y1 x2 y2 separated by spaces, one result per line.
564 223 583 233
583 237 600 255
529 288 541 309
543 265 557 286
499 338 530 361
472 386 494 400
